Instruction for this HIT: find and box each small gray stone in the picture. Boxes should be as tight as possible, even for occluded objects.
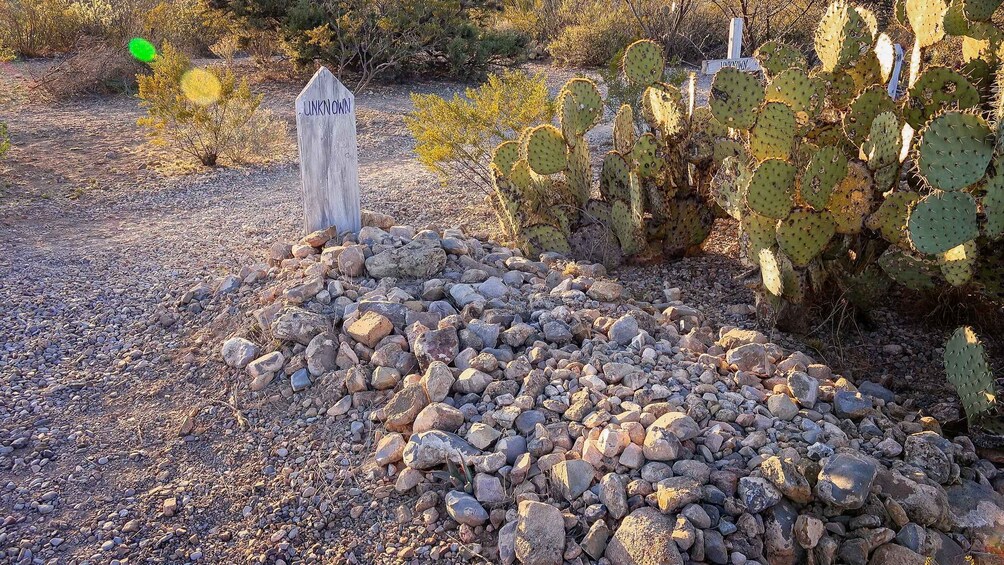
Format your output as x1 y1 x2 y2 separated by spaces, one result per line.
552 459 594 501
608 314 640 345
739 476 782 513
221 337 259 368
833 390 872 419
815 451 879 510
445 490 488 526
290 368 311 392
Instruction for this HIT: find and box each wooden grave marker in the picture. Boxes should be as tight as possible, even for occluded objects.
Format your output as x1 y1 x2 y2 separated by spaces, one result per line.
295 67 361 234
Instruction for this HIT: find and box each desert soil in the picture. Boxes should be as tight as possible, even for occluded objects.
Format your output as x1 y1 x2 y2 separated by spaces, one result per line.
0 60 993 563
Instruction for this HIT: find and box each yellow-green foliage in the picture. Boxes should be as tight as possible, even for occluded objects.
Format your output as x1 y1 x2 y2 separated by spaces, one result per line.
137 43 284 167
548 2 639 66
0 0 80 56
406 69 554 191
0 121 10 159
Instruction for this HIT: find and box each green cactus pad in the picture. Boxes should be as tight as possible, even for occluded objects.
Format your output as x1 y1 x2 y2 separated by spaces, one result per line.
985 170 1004 239
710 67 765 130
963 0 1002 21
815 1 873 72
632 133 663 178
600 152 632 202
750 102 798 162
758 248 787 296
800 146 848 209
746 159 796 219
817 70 858 109
862 111 902 172
491 164 523 233
894 0 909 25
521 224 571 257
492 141 521 176
743 213 779 266
877 248 939 290
944 0 972 35
613 104 635 154
523 125 568 175
754 41 807 78
828 161 873 234
944 326 996 424
583 198 613 226
917 112 993 191
566 140 592 206
845 49 885 94
611 198 644 255
622 39 665 87
776 210 837 267
843 87 896 147
711 157 750 220
559 78 603 140
866 190 921 244
765 68 818 117
939 240 977 286
907 190 980 255
695 107 731 139
905 0 948 47
662 197 715 258
905 68 981 129
643 84 686 139
713 140 749 167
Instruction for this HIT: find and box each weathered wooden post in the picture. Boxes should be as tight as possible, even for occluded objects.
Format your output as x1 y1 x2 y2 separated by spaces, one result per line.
701 18 761 74
728 17 743 60
295 67 361 235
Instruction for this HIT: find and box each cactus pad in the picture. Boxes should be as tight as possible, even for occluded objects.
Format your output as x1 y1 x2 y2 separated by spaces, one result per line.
713 139 748 166
815 1 873 72
662 197 715 258
905 0 948 47
566 140 592 206
613 104 636 153
917 112 993 191
492 141 521 176
944 326 996 424
622 40 665 87
559 79 603 143
800 146 848 209
711 157 749 220
600 152 632 202
939 240 977 286
828 161 873 234
643 84 686 139
907 190 980 255
766 68 818 117
845 49 885 93
866 190 920 244
963 0 1002 21
985 170 1004 239
611 199 644 255
710 67 765 130
905 68 981 129
878 248 939 290
750 102 798 162
745 160 797 219
759 248 786 296
743 213 779 266
776 209 837 267
754 41 807 78
522 224 571 257
632 133 663 178
583 199 613 227
843 87 896 147
863 111 902 169
492 164 523 233
524 125 568 175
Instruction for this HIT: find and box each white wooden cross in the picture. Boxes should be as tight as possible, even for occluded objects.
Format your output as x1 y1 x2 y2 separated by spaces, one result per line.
701 18 761 74
295 67 362 235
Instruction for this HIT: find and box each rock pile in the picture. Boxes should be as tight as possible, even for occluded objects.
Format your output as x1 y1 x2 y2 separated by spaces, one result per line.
221 213 1004 564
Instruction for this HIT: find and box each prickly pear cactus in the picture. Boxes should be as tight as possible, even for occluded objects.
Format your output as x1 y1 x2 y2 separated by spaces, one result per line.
710 68 764 129
907 191 979 255
945 326 996 425
916 112 994 191
524 125 568 176
622 40 664 87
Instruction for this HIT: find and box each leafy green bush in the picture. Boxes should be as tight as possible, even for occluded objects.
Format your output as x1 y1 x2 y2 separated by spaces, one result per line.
216 0 528 91
0 0 80 57
137 43 285 166
405 70 553 234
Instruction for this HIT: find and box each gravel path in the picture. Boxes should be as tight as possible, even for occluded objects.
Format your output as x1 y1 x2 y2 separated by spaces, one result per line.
0 62 993 562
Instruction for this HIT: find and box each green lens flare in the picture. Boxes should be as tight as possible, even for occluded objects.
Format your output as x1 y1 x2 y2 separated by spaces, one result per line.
128 38 157 62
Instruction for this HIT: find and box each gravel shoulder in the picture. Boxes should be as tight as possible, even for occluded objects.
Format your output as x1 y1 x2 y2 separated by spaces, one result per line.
0 61 997 563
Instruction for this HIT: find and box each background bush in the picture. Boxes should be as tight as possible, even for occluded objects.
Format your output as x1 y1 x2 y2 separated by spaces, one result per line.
137 43 285 166
406 69 553 236
214 0 528 92
0 122 10 160
0 0 80 57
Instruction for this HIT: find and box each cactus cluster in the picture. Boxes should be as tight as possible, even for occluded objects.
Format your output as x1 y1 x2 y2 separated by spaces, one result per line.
702 0 1004 312
491 40 717 265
